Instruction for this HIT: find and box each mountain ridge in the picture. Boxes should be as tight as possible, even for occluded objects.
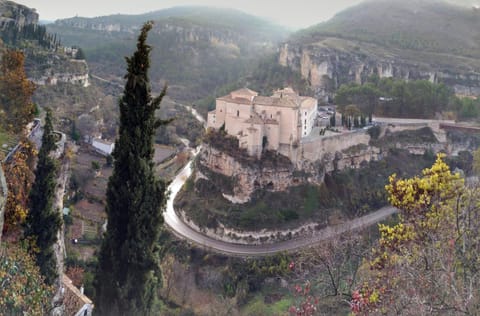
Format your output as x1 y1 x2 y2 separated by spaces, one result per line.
279 0 480 98
47 6 291 103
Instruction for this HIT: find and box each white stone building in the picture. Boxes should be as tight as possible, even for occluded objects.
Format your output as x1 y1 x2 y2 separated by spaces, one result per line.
207 87 317 158
92 138 114 156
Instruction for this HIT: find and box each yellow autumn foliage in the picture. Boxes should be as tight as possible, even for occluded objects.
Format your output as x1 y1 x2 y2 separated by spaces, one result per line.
352 154 479 315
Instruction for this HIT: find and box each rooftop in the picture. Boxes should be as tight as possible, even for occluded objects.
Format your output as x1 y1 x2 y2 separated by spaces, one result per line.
230 88 258 98
217 95 253 105
92 138 114 146
62 275 93 315
253 96 298 108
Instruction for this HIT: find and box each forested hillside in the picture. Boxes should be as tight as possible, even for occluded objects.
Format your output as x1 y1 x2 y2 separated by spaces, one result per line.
281 0 480 98
293 0 480 57
47 7 290 103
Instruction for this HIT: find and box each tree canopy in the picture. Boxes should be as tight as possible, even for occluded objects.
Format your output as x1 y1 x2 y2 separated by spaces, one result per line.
94 22 170 315
335 77 455 119
24 109 61 285
351 155 480 315
0 243 53 315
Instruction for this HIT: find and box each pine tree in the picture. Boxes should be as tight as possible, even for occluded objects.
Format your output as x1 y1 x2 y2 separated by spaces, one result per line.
75 48 86 60
94 22 169 316
24 108 61 285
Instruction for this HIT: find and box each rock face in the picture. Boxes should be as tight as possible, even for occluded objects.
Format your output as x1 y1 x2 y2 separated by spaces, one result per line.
279 41 480 99
55 19 247 49
25 54 90 87
198 146 310 203
0 0 39 28
199 120 478 203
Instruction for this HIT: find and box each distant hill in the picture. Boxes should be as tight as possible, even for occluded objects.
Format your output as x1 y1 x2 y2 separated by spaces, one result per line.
444 0 480 8
280 0 480 98
53 6 286 41
292 0 480 57
47 7 290 103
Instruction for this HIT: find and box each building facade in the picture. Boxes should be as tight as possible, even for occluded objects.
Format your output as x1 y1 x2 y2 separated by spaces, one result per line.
92 138 114 156
207 88 317 158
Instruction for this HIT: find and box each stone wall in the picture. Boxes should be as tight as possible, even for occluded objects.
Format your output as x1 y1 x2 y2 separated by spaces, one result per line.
177 208 320 245
301 131 371 162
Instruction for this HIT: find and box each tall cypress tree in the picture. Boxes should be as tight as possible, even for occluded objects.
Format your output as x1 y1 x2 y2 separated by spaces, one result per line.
24 108 61 285
94 22 169 316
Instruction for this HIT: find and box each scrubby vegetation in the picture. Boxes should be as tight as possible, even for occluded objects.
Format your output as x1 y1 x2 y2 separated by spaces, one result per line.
0 243 53 315
335 77 456 119
370 127 438 148
47 7 289 107
292 0 480 59
176 149 436 230
352 155 480 315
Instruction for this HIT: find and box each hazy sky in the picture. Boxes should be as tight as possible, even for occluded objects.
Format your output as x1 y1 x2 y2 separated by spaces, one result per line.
15 0 364 29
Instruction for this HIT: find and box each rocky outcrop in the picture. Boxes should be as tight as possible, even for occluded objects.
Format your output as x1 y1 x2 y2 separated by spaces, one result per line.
199 119 479 203
279 41 480 98
198 145 311 203
54 19 258 52
26 57 90 87
54 18 138 33
0 0 39 28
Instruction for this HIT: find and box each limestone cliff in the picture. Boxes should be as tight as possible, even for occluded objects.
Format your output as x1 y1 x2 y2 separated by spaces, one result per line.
0 0 38 28
0 1 90 87
279 0 480 98
279 40 480 99
26 57 90 87
54 19 249 50
198 120 478 203
198 145 312 203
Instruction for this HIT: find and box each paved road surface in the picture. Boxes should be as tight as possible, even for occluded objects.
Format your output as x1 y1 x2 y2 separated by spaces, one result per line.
163 155 398 257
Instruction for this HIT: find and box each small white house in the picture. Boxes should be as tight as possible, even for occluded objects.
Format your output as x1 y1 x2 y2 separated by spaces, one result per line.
92 138 114 156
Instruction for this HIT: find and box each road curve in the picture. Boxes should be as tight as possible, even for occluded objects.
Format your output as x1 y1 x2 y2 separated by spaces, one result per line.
163 155 398 257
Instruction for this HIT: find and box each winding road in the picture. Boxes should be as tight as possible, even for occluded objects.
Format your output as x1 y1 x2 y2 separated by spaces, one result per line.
162 101 398 256
163 150 398 257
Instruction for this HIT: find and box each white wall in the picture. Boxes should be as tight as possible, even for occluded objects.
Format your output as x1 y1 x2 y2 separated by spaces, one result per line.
92 139 114 156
